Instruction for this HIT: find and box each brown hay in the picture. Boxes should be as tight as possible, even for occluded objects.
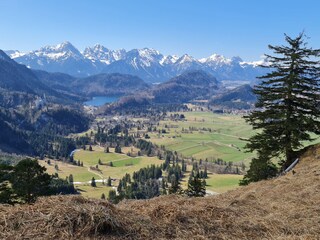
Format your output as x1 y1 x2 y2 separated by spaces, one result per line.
1 144 320 239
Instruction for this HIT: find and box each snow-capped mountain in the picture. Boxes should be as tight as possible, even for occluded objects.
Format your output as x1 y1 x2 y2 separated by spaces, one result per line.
83 44 126 64
173 54 203 73
6 42 268 82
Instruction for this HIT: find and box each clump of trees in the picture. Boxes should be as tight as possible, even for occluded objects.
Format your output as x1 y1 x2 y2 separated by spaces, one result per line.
109 165 162 203
0 158 77 204
241 33 320 185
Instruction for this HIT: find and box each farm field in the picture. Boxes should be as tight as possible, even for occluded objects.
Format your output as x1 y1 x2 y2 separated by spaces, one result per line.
205 174 243 193
39 111 263 199
40 147 164 199
75 183 113 199
149 111 255 166
73 148 163 180
180 164 243 193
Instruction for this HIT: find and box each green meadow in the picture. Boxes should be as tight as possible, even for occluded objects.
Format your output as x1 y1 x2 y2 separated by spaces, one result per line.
149 111 255 165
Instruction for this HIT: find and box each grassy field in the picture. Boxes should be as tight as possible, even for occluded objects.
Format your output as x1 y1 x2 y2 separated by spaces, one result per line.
73 148 163 180
75 183 113 199
39 160 97 182
40 112 256 199
40 147 164 199
37 110 320 201
149 111 255 165
205 174 243 193
179 164 243 193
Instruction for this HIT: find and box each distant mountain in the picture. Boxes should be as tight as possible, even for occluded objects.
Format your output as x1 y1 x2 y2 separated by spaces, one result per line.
0 50 82 107
83 44 126 64
7 42 269 83
7 42 100 77
0 50 51 94
210 84 256 109
110 70 222 110
71 73 149 97
151 70 220 104
0 50 150 100
33 70 76 91
101 48 173 82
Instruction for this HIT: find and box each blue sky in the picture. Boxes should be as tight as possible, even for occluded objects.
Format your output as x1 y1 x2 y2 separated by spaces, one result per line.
1 0 319 61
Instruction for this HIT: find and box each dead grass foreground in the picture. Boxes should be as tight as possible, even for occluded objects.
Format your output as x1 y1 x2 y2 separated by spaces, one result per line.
1 144 320 239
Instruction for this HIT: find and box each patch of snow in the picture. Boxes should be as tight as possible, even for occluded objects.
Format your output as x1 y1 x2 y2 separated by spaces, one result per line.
9 51 26 59
199 54 232 65
240 56 270 67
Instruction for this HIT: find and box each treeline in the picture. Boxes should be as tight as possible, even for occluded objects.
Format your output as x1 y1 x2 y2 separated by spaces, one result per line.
29 133 76 159
94 125 135 148
103 102 189 117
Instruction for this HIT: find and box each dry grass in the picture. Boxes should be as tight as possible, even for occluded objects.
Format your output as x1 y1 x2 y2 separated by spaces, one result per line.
1 144 320 239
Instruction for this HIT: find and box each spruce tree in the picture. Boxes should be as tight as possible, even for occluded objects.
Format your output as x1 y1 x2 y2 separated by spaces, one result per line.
68 174 74 184
243 33 320 184
91 177 96 187
187 173 206 197
168 175 181 194
107 176 112 186
108 189 117 203
11 159 52 203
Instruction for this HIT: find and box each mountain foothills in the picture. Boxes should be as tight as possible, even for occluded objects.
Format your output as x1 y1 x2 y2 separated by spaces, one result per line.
6 41 268 83
0 50 90 155
110 70 222 110
70 73 149 97
210 84 256 109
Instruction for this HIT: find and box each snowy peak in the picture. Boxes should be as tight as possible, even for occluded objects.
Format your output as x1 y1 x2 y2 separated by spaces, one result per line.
175 54 198 64
39 41 78 54
128 48 162 60
160 55 179 65
5 50 26 59
199 54 231 65
125 48 164 68
240 56 270 67
138 48 160 56
83 44 126 64
35 41 83 60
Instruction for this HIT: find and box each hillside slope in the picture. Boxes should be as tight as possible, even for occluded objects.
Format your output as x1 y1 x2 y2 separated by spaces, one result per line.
1 144 320 239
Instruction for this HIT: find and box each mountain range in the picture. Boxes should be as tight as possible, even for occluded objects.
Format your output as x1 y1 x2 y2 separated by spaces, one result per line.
6 41 268 83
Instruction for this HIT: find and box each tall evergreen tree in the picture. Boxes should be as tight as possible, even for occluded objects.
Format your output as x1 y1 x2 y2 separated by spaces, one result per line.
91 177 96 187
168 175 181 194
187 173 206 197
11 159 52 203
107 176 112 186
243 33 320 184
68 174 74 184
